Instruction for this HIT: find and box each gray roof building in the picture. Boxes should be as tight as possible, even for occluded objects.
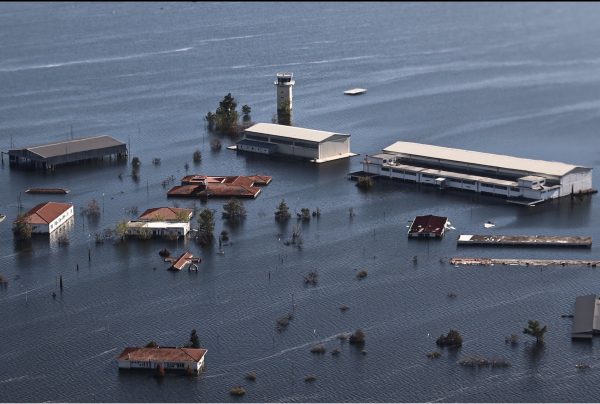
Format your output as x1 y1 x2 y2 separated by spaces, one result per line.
572 294 600 339
9 135 127 169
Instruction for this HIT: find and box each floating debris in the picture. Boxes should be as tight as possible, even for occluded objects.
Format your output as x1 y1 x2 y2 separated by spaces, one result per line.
484 221 496 228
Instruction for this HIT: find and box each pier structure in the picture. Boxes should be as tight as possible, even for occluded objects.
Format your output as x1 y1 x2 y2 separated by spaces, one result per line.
359 141 593 205
450 257 600 267
8 135 127 170
457 234 592 248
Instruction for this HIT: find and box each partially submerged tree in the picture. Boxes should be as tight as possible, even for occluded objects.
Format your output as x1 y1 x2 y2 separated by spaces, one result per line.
436 329 463 348
349 329 366 345
12 214 32 240
193 149 202 163
115 220 129 241
222 198 246 221
210 139 222 151
84 199 101 218
197 208 215 245
205 93 253 136
188 329 201 348
523 320 547 343
357 175 373 190
274 199 291 222
298 208 311 222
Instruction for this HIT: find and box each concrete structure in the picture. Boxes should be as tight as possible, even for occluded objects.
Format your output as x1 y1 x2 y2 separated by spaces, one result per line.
117 346 207 373
362 141 593 205
457 234 592 248
9 135 127 170
275 73 295 113
408 215 448 238
237 123 356 163
126 207 193 238
168 175 272 199
23 202 74 234
572 295 600 339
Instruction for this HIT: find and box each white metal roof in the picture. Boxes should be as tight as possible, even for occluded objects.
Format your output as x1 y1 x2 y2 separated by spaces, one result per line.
245 123 349 143
384 141 589 177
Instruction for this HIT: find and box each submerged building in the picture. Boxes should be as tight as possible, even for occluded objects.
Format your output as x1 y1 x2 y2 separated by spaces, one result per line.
361 141 593 205
236 123 356 163
125 207 193 238
8 135 127 170
117 346 207 373
408 215 448 238
23 202 74 234
571 295 600 339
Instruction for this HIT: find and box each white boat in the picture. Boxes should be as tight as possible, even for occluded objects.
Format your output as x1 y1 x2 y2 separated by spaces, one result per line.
0 214 5 223
344 88 367 96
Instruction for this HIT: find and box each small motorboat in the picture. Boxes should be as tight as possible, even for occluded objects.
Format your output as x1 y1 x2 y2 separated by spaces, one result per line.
0 214 6 223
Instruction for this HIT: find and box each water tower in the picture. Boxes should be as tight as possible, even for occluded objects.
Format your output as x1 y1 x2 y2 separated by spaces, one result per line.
274 73 295 113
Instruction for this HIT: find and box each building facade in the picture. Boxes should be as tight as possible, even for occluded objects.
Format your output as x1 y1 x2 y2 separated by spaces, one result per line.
237 123 356 163
126 207 192 238
23 202 74 234
362 141 593 205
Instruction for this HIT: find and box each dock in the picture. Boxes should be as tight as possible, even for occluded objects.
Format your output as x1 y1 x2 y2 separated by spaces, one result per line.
450 257 600 268
25 188 70 195
457 234 592 248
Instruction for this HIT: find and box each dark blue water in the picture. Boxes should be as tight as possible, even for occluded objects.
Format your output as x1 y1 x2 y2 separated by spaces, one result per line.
2 2 600 402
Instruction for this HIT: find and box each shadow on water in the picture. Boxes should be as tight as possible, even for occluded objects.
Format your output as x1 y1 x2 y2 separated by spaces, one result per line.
523 341 546 368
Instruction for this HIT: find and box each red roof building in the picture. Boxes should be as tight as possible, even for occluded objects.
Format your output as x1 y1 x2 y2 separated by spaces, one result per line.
408 215 448 238
168 174 272 199
117 346 207 374
138 207 193 222
23 202 74 234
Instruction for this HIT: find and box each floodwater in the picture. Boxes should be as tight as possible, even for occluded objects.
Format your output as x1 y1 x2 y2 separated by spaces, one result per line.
1 2 600 402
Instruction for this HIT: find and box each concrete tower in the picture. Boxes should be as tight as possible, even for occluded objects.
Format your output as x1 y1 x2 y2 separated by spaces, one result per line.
274 73 295 113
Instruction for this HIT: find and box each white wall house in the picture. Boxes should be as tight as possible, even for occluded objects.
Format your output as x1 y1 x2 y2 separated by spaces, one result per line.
24 202 74 234
125 207 193 238
238 123 357 163
362 141 593 205
117 347 207 374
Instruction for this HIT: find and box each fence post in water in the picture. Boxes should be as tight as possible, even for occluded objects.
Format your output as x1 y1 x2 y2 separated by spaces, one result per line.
59 275 63 291
88 247 91 262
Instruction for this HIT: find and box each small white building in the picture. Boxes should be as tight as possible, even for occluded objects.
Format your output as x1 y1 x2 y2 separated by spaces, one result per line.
363 141 593 205
126 207 193 238
117 346 207 373
23 202 74 234
237 122 357 163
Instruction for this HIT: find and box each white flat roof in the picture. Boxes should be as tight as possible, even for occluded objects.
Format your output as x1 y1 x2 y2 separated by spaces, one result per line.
383 141 589 177
245 123 349 143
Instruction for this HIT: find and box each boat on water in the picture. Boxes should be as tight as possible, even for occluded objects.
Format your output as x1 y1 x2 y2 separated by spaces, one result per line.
344 88 367 96
0 214 6 223
25 188 70 195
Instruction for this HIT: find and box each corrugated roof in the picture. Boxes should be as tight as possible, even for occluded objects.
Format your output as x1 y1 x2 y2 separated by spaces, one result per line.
245 123 348 143
24 202 72 224
409 215 448 236
384 141 588 177
139 207 192 221
117 347 207 362
16 136 125 159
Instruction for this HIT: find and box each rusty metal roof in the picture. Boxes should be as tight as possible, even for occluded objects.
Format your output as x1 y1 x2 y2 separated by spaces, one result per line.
117 347 207 362
138 207 192 221
24 202 73 225
408 215 448 236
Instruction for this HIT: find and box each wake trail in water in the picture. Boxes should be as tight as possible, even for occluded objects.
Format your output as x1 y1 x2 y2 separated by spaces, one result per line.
0 47 193 73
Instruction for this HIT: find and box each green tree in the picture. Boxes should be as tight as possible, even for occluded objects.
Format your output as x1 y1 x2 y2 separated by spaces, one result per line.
175 209 191 222
436 329 463 348
12 214 32 240
222 198 246 221
523 320 547 343
189 329 200 348
274 199 291 222
242 104 251 121
197 208 215 245
115 220 129 241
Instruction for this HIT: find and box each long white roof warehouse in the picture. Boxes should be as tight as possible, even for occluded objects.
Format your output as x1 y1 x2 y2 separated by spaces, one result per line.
363 141 593 204
238 123 357 163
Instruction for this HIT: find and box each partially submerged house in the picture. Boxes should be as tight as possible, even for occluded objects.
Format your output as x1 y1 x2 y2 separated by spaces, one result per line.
167 251 201 271
571 295 600 339
126 207 193 238
361 141 593 205
117 346 207 374
9 135 127 170
167 175 272 199
235 122 356 163
23 202 74 234
408 215 448 238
